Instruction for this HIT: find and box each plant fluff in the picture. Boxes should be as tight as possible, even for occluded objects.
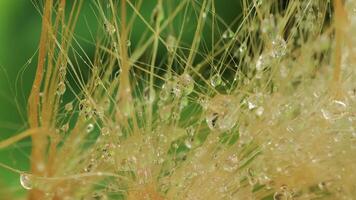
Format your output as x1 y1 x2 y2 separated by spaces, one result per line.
0 0 355 199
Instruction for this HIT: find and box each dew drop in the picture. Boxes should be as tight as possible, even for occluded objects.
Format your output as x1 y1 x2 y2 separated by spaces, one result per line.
143 87 155 104
184 138 192 149
173 73 194 97
256 54 271 71
20 173 33 190
57 82 66 95
104 21 116 35
210 74 222 87
186 126 195 137
126 40 131 47
64 102 73 111
222 29 234 39
205 95 239 131
166 35 176 53
61 123 69 132
87 123 94 133
160 81 173 101
222 154 239 172
255 106 264 116
271 36 287 58
101 127 110 136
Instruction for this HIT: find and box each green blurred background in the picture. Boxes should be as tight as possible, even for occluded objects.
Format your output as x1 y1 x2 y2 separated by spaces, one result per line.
0 0 241 197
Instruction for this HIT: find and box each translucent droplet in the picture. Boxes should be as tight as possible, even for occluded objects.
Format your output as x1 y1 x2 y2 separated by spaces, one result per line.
254 0 262 6
160 81 173 101
126 40 131 47
61 123 69 132
210 74 222 87
205 95 239 131
166 35 176 53
159 105 171 120
143 87 155 104
186 126 195 137
222 29 234 39
271 36 287 58
65 102 73 111
20 173 33 190
104 21 116 35
222 154 239 172
247 101 257 110
184 138 192 149
256 54 271 71
179 96 189 110
173 73 194 97
79 99 93 119
101 127 110 136
57 82 66 95
255 106 264 116
87 124 94 133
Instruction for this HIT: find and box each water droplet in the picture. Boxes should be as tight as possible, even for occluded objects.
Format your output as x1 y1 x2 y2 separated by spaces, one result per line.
87 124 94 133
61 123 69 132
205 95 239 131
179 96 189 110
254 0 262 6
159 105 171 120
143 87 155 104
222 154 239 172
255 106 264 116
126 40 131 47
160 81 173 101
166 35 176 53
222 29 234 39
173 74 194 97
104 21 116 35
20 173 33 190
79 99 93 119
57 82 66 95
256 54 271 71
247 101 257 110
184 138 192 149
210 74 222 87
271 36 287 58
186 126 195 137
65 102 73 111
101 127 110 136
